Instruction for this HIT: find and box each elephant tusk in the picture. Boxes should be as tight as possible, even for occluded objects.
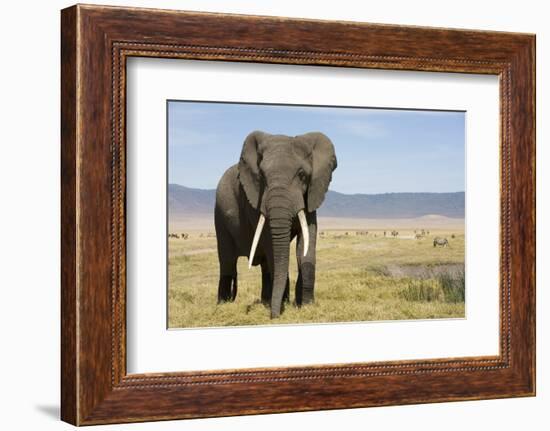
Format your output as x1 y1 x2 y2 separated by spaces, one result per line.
298 210 309 257
248 213 265 269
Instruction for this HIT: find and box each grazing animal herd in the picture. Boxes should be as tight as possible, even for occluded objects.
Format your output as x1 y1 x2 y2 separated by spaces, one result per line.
168 232 198 240
318 229 454 247
171 230 455 246
170 230 454 246
169 232 219 239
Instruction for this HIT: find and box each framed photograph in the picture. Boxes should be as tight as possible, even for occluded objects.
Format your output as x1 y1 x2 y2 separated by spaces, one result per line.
61 4 535 425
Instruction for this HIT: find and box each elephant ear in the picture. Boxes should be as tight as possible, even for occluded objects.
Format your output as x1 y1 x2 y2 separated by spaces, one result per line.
299 132 337 212
238 131 266 209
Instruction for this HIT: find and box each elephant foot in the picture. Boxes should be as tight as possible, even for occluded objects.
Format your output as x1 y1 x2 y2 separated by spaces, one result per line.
295 263 315 306
300 293 314 305
217 274 237 303
299 283 315 305
296 292 314 307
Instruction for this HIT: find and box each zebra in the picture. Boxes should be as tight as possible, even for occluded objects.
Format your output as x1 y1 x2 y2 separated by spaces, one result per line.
433 237 450 247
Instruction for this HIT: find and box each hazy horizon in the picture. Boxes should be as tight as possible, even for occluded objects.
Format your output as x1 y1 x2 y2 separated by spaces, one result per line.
168 182 466 196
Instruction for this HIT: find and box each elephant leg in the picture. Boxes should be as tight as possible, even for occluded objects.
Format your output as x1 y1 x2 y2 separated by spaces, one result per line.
295 212 317 306
217 252 237 303
295 270 303 306
296 261 315 305
218 273 237 303
260 261 272 306
215 212 238 303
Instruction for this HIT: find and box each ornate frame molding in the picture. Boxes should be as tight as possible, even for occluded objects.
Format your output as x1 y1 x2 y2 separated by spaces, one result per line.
61 5 535 425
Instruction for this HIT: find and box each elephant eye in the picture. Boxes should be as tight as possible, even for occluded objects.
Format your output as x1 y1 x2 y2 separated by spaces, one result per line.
298 169 307 181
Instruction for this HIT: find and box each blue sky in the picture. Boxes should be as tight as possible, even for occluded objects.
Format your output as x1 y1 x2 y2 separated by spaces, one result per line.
168 101 465 194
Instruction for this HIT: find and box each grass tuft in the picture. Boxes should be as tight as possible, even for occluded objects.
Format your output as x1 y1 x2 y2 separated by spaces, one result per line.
399 280 442 302
438 267 466 303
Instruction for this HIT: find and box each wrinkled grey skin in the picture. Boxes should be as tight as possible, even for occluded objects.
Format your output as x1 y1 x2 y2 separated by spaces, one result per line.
214 131 337 318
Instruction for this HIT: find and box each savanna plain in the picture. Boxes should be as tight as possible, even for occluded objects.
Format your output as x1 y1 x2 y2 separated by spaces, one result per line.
168 216 465 328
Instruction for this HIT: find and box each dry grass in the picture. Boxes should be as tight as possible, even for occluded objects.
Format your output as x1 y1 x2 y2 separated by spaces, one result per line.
168 225 465 328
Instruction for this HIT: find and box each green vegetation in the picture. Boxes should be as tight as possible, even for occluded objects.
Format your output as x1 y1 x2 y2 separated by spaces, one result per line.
399 280 442 302
438 269 466 303
168 229 465 328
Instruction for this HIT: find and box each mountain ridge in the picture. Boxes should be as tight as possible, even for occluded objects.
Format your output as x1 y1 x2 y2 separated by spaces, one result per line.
168 184 465 219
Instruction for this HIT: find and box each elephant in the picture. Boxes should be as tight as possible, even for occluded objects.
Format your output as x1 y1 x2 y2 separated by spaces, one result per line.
214 131 337 318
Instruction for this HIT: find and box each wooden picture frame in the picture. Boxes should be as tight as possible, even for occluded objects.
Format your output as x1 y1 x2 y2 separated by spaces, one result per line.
61 4 535 425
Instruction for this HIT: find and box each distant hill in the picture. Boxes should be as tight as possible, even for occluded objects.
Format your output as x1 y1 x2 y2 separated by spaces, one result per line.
169 184 215 215
168 184 464 219
320 190 464 218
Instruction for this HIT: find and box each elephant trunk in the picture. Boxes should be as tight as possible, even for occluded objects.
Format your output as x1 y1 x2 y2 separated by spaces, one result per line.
268 205 293 318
